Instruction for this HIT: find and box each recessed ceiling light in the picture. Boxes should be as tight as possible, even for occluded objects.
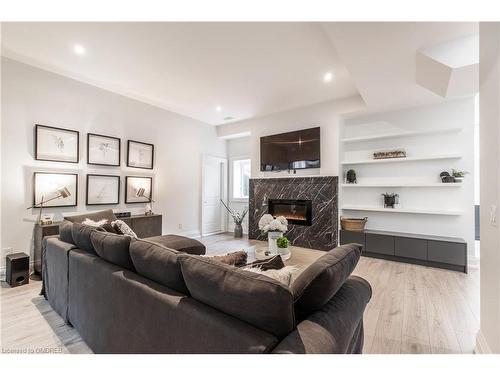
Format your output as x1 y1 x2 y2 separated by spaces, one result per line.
73 44 86 55
216 106 222 112
323 72 334 83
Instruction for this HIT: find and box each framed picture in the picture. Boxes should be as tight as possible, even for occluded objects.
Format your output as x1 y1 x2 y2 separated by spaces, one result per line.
127 140 154 169
86 174 120 205
87 133 121 166
33 172 78 208
125 176 152 203
35 124 79 163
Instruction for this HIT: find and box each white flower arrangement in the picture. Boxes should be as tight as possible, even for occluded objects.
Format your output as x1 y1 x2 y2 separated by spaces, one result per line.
258 214 288 233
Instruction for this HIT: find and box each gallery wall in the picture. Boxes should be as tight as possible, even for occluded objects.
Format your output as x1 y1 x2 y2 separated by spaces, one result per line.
0 58 226 271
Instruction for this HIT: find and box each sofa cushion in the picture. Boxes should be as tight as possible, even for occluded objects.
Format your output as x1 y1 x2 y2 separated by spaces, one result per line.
91 231 134 271
291 244 362 319
59 220 75 245
179 255 295 338
71 223 104 255
64 209 117 224
129 238 189 295
145 234 206 255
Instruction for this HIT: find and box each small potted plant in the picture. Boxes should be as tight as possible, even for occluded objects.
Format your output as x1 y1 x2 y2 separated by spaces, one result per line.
276 236 290 259
451 169 469 183
382 193 399 208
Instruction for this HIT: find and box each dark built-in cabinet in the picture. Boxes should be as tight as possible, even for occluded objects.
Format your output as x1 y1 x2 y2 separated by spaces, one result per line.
340 229 467 273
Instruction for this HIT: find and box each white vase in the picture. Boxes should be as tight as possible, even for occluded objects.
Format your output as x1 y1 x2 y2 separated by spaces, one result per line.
267 231 282 255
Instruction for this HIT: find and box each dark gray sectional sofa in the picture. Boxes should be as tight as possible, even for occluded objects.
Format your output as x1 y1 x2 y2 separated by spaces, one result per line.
43 210 372 354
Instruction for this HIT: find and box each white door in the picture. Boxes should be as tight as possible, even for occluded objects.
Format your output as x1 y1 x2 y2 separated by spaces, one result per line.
202 155 227 236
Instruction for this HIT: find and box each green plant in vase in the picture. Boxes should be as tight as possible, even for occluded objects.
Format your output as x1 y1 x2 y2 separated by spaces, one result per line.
277 236 290 249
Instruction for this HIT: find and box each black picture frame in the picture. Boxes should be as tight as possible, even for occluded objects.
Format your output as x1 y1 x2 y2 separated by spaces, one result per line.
127 140 154 169
35 124 80 163
87 133 121 167
86 174 121 206
125 176 153 203
33 172 78 208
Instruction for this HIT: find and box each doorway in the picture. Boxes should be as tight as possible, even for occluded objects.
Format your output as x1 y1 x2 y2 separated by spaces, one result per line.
201 155 228 236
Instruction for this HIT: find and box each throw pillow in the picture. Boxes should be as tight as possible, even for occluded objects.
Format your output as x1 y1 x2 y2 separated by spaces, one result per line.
58 220 74 244
81 218 120 234
242 265 298 286
111 220 137 238
202 250 247 266
71 223 105 255
91 231 134 271
291 243 362 320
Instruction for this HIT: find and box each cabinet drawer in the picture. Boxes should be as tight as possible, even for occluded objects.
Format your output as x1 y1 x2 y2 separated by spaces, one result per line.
395 237 427 260
365 233 394 255
340 230 365 249
428 240 466 266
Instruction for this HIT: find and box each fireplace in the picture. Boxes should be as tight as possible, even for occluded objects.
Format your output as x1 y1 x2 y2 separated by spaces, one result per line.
268 199 312 226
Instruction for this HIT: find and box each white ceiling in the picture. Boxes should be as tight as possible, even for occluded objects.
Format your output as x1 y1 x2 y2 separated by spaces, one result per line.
1 22 478 125
320 22 478 112
1 22 358 125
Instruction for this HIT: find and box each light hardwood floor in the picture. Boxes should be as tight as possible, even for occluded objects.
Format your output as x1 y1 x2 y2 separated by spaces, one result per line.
0 233 479 354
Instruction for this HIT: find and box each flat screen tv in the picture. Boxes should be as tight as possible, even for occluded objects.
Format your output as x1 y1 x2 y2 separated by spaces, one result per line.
260 127 321 171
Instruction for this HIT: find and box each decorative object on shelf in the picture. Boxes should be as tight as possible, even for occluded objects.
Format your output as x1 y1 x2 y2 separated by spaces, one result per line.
451 169 469 183
115 211 131 218
127 140 154 169
86 174 120 205
35 124 79 163
258 214 288 255
125 176 153 207
40 214 54 225
346 169 357 184
382 193 399 208
29 173 76 223
220 200 248 238
373 150 406 160
87 133 121 166
440 171 455 183
340 216 368 232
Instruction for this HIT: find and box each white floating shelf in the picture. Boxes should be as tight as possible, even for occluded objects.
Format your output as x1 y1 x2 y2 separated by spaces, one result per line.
341 127 462 143
341 205 463 216
341 154 462 165
341 183 462 188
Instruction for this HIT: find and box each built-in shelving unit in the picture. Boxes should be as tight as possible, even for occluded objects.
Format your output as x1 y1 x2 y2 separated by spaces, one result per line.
341 154 463 165
341 205 463 216
340 127 462 143
341 183 462 188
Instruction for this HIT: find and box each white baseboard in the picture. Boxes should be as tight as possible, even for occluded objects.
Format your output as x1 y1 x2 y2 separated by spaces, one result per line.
180 230 202 238
475 330 493 354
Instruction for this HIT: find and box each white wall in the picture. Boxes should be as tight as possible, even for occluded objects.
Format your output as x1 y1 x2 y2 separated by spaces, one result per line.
0 58 226 270
476 22 500 354
226 136 251 232
217 95 366 177
341 98 476 256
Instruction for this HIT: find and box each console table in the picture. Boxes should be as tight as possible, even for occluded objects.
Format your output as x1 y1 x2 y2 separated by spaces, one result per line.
33 214 163 277
340 229 467 273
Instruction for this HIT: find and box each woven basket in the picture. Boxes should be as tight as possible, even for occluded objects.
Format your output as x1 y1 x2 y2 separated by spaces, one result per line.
340 216 368 232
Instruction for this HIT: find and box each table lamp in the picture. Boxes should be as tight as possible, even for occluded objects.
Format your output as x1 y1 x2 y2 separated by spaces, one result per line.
27 186 71 224
136 187 155 216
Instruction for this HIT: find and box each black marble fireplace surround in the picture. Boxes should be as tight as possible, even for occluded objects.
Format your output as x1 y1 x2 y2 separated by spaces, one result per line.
249 176 338 251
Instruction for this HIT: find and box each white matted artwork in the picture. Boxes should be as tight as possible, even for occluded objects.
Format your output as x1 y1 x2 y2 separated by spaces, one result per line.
127 140 154 169
125 176 152 203
87 133 121 166
33 172 78 207
35 124 79 163
86 174 120 205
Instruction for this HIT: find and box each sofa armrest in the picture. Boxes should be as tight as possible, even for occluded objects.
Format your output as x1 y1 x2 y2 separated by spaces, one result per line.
43 236 76 323
272 276 372 354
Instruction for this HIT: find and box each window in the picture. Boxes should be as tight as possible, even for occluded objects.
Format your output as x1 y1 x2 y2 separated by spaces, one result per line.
232 158 251 200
